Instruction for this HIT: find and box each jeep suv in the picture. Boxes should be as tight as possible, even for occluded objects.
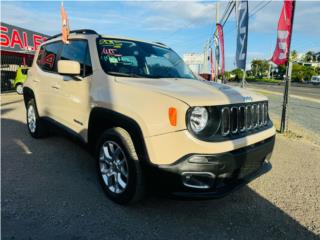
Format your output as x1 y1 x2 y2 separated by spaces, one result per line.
23 29 275 204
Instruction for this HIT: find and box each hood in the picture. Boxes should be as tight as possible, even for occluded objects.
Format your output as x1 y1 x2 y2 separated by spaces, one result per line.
115 77 267 106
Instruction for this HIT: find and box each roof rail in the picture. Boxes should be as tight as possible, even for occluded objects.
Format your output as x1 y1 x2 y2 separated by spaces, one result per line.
46 29 98 41
154 42 167 46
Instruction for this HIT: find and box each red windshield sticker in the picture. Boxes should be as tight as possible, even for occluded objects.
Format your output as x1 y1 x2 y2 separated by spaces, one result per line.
101 47 122 57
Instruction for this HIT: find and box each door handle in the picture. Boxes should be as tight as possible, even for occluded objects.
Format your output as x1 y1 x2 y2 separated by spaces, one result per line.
51 85 60 90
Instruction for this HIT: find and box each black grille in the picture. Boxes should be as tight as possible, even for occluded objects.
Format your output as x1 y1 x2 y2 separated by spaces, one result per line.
220 102 268 137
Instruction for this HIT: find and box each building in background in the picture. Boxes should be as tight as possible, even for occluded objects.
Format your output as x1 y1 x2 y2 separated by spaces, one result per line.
183 53 205 75
0 22 49 91
294 51 320 68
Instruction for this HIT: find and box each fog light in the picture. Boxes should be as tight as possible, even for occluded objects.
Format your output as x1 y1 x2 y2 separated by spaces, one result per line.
182 172 215 189
188 156 208 163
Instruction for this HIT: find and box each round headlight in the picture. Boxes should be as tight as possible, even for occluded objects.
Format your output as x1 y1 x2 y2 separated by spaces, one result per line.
189 107 209 133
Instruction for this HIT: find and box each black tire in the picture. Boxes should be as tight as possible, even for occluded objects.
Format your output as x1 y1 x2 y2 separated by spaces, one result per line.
96 128 145 204
15 83 23 95
26 99 48 138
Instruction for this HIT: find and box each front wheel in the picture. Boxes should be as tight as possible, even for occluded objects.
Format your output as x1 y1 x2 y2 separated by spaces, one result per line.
97 128 145 204
26 99 48 138
16 84 23 95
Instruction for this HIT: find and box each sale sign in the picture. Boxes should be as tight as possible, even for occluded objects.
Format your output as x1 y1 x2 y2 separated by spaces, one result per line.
271 0 295 65
0 22 49 53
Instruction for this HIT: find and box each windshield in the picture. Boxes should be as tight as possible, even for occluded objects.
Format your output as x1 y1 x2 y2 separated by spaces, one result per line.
97 38 196 79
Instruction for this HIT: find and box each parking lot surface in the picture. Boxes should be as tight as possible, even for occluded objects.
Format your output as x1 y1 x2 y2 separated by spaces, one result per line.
1 93 320 240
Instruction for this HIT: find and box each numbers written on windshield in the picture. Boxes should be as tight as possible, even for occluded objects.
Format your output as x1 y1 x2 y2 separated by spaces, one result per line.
96 38 196 80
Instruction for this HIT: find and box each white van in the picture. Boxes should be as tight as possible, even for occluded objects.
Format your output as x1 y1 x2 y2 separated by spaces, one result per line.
311 76 320 85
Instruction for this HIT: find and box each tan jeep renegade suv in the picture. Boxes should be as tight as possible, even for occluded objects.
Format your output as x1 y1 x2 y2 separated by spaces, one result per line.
23 29 275 204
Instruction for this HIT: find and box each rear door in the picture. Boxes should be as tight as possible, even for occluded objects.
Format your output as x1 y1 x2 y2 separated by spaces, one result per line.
34 41 63 118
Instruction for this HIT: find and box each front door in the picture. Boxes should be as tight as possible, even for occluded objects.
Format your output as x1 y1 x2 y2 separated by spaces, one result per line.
54 40 93 136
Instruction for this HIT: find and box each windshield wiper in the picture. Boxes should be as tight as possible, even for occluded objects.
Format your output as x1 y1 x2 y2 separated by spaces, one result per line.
108 71 163 79
107 72 141 78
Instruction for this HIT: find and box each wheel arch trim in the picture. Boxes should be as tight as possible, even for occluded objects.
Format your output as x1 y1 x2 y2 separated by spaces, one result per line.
88 107 150 164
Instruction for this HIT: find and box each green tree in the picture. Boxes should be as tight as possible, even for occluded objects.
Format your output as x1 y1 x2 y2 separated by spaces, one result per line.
224 71 231 80
291 63 317 82
291 50 298 61
304 51 315 62
251 59 269 77
231 68 243 81
277 64 287 79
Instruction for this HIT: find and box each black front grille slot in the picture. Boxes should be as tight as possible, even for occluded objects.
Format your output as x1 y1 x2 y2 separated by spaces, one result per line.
230 107 238 133
221 107 230 136
245 106 252 130
259 104 264 126
252 104 258 128
238 106 246 132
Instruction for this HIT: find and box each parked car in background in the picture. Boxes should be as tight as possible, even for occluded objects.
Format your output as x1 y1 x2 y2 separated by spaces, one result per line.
13 66 29 94
23 29 275 204
310 76 320 85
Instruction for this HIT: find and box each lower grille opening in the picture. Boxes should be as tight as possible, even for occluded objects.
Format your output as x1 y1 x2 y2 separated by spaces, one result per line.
182 172 216 189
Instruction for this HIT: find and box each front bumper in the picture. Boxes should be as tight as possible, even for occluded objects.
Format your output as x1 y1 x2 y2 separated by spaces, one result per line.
147 135 275 199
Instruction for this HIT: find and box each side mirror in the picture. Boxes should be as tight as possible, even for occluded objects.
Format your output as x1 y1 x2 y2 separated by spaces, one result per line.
57 60 80 75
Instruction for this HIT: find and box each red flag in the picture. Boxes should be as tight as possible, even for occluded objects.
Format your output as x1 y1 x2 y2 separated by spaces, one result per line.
210 48 215 81
271 0 295 65
216 23 225 75
61 2 70 44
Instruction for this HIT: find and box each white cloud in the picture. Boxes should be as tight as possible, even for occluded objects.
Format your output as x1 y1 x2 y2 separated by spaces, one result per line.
1 3 60 34
0 2 131 35
143 1 216 23
126 1 223 31
249 1 320 35
2 1 320 36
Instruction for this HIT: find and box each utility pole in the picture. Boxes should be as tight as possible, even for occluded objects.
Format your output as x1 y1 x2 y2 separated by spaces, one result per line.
201 40 209 74
268 63 271 79
241 70 247 88
280 0 296 133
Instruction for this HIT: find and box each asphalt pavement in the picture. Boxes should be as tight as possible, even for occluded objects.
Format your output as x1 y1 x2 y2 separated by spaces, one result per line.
247 83 320 100
1 93 320 240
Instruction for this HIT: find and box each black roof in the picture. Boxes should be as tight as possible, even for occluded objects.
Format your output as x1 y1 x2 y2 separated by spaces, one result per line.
46 29 98 41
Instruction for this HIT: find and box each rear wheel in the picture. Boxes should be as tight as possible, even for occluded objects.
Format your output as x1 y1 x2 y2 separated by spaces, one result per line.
26 99 48 138
16 84 23 95
97 128 145 204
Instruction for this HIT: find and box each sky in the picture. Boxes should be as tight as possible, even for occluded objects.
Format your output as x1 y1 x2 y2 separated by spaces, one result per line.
1 0 320 70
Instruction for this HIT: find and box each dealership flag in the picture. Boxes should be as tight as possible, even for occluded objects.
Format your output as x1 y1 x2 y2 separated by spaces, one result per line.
271 0 295 65
216 23 225 75
210 48 215 80
214 35 220 70
235 0 249 70
61 2 70 44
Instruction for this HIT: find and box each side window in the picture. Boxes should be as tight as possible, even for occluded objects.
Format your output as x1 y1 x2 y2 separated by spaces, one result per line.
37 42 62 72
60 40 92 76
36 46 45 66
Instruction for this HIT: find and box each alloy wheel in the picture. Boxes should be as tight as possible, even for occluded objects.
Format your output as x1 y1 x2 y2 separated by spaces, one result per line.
27 105 36 133
99 141 129 194
16 85 23 94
